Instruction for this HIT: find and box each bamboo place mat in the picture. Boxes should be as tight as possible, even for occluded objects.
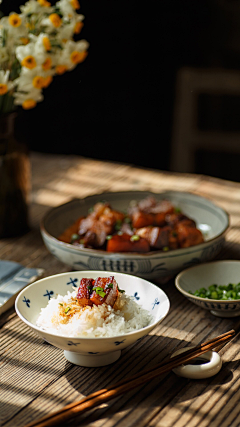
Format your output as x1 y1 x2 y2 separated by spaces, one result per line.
1 152 240 427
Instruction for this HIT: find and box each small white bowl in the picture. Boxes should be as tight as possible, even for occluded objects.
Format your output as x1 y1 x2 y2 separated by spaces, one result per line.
15 271 170 367
175 260 240 317
40 190 229 283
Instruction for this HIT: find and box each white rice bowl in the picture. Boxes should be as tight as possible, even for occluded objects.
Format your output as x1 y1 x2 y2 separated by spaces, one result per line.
36 290 152 338
15 271 170 367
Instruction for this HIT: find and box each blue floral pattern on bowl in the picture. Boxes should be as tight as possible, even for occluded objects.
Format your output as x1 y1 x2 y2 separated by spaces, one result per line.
15 270 170 367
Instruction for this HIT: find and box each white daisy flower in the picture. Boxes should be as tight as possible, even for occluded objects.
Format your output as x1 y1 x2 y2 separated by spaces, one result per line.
55 39 89 72
56 13 84 42
41 12 63 30
15 65 54 91
0 70 15 95
20 0 53 15
16 41 48 70
0 13 28 38
56 0 80 19
29 33 52 54
13 87 43 109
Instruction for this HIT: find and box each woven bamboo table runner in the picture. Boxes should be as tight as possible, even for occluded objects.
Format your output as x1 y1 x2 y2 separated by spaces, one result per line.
1 152 240 427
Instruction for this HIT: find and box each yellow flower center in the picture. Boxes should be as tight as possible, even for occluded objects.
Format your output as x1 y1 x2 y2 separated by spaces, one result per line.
43 36 51 51
49 13 62 28
55 65 67 75
22 99 37 110
42 75 53 87
8 13 22 27
42 57 52 71
70 0 80 9
32 76 45 89
0 84 8 95
70 50 88 64
37 0 51 6
74 21 83 34
20 37 29 45
21 55 37 69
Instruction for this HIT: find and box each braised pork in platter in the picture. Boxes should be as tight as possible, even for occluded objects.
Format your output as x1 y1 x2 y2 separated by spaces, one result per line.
58 196 204 253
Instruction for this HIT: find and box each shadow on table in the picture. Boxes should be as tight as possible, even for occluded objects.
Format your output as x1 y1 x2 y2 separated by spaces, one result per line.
63 334 235 426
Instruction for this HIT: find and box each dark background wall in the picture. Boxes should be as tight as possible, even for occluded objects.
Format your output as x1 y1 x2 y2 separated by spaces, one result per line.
2 1 240 176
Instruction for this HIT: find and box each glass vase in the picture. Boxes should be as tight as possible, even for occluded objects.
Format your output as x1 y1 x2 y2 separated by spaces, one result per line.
0 111 31 238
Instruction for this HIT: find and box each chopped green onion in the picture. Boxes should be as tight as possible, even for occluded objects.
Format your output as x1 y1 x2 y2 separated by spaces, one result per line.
163 246 169 251
59 303 63 306
64 306 71 314
98 291 106 298
174 207 181 213
130 235 140 242
71 233 80 243
106 283 113 289
189 282 240 300
92 286 106 298
106 235 112 240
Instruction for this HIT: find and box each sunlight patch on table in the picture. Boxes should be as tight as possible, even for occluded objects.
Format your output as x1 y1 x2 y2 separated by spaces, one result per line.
32 189 72 206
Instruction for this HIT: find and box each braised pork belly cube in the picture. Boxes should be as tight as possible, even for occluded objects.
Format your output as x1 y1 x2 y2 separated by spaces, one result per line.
132 196 174 215
175 222 204 248
78 202 125 248
168 229 179 250
90 276 119 307
129 196 175 228
106 233 150 252
98 207 125 229
76 278 95 306
81 224 107 248
165 212 196 228
135 226 171 250
130 211 158 229
76 276 119 308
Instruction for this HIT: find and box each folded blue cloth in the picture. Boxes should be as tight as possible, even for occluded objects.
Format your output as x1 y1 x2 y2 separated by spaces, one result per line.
0 260 44 315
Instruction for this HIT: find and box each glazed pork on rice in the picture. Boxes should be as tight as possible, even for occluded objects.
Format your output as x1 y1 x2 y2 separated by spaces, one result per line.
77 276 119 307
36 276 152 338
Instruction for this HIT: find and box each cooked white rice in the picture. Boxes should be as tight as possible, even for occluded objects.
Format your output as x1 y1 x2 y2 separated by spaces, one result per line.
36 290 152 337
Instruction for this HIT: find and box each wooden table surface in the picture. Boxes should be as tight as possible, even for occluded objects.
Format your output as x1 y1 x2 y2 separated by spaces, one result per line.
2 152 240 427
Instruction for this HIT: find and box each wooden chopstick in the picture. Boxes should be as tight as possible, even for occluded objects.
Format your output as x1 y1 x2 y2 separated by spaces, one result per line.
25 329 235 427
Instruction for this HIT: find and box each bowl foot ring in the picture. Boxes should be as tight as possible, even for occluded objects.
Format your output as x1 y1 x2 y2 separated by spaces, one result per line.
64 350 121 367
210 309 240 318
